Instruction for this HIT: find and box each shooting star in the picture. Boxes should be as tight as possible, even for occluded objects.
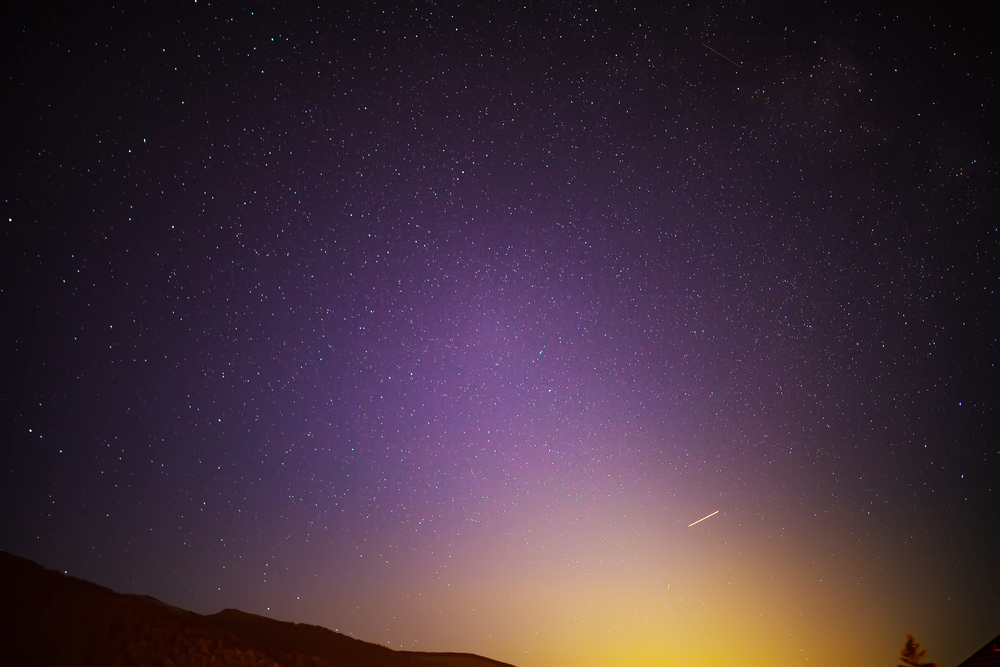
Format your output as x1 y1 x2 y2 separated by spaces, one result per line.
429 1 452 20
702 43 742 69
688 510 720 528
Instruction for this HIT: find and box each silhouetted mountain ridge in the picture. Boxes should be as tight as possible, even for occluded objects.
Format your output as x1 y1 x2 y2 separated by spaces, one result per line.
204 607 438 667
0 550 515 667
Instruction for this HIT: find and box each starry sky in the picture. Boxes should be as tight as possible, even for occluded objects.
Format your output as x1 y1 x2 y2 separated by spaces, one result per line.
2 2 998 666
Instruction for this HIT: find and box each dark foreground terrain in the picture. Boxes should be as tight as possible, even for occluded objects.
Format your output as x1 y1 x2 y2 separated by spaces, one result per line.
0 551 515 667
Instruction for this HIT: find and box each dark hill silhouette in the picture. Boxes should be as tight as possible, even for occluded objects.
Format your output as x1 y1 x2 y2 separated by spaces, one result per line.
206 608 442 667
0 550 516 667
400 652 523 667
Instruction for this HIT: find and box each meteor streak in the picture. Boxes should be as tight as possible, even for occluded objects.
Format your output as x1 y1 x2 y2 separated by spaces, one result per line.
688 510 720 527
702 43 742 68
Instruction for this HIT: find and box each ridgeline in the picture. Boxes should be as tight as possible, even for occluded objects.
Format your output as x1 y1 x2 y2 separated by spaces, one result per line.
0 550 515 667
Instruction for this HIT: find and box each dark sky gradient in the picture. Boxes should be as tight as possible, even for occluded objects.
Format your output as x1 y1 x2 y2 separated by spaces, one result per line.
2 2 998 665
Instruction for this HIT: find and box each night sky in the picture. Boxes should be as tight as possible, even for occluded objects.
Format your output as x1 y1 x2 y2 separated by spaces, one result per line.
2 2 998 666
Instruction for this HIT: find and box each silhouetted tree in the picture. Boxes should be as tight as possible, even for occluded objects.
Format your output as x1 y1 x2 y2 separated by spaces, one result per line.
900 633 939 667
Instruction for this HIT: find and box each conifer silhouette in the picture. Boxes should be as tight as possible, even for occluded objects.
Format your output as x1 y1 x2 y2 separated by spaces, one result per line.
899 633 939 667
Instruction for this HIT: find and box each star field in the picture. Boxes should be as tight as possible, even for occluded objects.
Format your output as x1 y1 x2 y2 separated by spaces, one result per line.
2 2 998 666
